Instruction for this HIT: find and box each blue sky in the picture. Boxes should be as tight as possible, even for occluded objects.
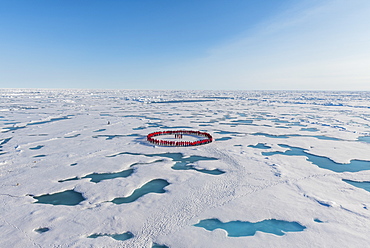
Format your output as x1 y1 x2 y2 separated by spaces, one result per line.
1 0 369 90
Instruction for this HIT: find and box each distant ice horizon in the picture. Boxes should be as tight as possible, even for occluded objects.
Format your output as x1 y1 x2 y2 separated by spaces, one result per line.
1 88 370 92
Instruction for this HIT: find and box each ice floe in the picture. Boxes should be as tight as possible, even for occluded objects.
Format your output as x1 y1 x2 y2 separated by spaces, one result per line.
1 89 370 247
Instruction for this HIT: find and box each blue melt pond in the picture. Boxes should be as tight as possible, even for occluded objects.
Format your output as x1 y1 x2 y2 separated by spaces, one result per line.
152 99 214 104
88 232 133 241
35 227 50 233
312 135 341 141
152 243 169 248
33 154 46 158
358 136 370 143
64 134 80 138
33 190 85 206
29 145 44 150
230 120 253 124
93 128 106 132
270 118 290 123
109 152 224 175
343 179 370 192
0 137 12 146
248 143 271 149
287 122 306 127
81 169 134 183
300 128 319 132
58 168 134 183
262 144 370 173
194 218 306 237
215 137 232 141
111 179 169 204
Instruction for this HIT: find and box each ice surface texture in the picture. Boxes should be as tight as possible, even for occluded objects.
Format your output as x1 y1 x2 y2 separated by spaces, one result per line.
1 89 370 248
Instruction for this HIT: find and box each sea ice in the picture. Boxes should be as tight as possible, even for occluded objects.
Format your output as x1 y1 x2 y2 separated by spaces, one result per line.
1 89 370 247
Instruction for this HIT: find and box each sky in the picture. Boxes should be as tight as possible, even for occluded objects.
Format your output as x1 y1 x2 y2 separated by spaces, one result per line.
1 0 370 90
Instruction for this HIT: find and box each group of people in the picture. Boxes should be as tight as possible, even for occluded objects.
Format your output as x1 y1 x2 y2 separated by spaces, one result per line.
147 130 213 147
174 134 183 139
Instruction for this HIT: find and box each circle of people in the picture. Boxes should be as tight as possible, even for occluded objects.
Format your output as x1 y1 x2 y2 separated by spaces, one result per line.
147 130 213 147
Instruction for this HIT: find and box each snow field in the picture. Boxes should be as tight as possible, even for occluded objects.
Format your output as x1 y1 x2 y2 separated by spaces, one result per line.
1 89 370 247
